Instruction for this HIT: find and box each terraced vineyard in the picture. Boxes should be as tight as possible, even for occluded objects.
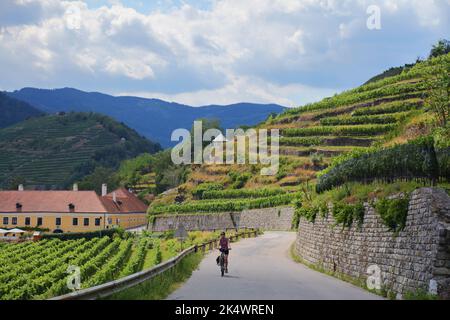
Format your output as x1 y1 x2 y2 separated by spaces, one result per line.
0 112 161 189
149 54 449 215
132 172 157 194
0 231 223 300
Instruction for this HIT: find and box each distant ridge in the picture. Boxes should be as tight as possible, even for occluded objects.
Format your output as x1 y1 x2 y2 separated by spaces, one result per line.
7 88 286 147
0 92 43 128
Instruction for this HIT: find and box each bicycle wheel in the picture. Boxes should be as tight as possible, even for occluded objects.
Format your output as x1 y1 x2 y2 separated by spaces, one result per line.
220 254 225 277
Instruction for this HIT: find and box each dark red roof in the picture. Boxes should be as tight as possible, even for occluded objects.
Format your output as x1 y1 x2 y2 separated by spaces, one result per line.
102 188 148 213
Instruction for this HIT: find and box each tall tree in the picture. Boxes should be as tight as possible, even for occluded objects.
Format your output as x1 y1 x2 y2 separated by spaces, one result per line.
429 39 450 59
78 167 120 195
424 57 450 127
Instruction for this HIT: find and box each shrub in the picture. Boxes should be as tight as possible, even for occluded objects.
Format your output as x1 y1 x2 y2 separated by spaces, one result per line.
191 183 224 199
42 228 119 240
352 100 423 116
228 172 252 189
154 244 162 265
283 124 396 137
320 114 403 126
279 137 324 147
292 196 329 226
310 152 324 167
202 188 285 200
332 203 352 228
375 197 410 233
291 211 301 230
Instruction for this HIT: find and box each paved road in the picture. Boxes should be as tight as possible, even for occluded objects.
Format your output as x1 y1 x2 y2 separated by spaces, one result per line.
168 231 382 300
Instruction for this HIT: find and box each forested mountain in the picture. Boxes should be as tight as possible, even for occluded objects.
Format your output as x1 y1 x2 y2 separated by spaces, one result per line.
0 92 43 128
0 112 161 189
7 88 286 147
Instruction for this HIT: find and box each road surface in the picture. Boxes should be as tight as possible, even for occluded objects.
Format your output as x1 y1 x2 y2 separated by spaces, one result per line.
168 231 382 300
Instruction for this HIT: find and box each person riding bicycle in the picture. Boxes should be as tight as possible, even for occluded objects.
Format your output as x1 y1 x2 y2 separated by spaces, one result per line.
219 231 230 273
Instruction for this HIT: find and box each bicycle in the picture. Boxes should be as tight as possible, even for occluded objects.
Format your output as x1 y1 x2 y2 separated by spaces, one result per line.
217 249 231 277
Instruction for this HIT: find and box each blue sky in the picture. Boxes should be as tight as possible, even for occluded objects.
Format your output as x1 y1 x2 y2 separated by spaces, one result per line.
0 0 449 107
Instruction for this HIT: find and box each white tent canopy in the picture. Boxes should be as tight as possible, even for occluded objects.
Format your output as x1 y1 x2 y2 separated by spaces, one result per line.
7 228 25 233
0 229 8 234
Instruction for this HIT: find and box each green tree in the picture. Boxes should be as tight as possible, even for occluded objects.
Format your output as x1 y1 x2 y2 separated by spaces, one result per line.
429 39 450 59
152 150 189 193
117 153 154 187
190 118 223 148
5 176 26 190
424 57 450 127
78 167 120 195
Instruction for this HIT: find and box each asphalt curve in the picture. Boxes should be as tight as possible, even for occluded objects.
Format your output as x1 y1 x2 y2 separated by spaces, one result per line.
168 231 382 300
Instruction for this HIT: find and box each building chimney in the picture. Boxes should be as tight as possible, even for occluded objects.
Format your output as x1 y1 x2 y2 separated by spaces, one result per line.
18 184 24 191
101 183 107 197
113 192 117 203
73 183 78 191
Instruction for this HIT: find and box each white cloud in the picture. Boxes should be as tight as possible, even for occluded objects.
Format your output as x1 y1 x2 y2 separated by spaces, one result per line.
119 75 338 107
411 0 442 27
0 0 449 106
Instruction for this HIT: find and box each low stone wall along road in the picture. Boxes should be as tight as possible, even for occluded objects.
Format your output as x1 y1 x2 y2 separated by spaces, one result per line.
168 232 382 300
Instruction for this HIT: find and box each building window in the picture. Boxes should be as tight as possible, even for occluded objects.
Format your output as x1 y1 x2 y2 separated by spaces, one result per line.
25 217 31 226
73 218 78 226
84 218 89 226
12 217 17 225
56 217 61 226
3 217 8 225
37 217 43 226
95 218 101 226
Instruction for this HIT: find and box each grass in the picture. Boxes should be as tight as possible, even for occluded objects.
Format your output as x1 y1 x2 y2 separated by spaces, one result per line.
403 289 439 300
105 252 204 300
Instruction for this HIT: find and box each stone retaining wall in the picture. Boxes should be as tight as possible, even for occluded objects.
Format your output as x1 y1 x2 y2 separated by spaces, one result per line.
294 188 450 299
148 207 294 232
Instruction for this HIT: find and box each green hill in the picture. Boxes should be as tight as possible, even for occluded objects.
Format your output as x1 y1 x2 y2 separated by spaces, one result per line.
0 92 43 128
148 53 449 215
0 112 161 189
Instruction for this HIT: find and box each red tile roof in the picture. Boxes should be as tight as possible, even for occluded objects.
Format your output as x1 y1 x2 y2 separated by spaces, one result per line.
0 189 147 214
102 188 148 213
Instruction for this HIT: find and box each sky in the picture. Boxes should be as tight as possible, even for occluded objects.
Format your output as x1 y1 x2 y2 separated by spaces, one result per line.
0 0 449 107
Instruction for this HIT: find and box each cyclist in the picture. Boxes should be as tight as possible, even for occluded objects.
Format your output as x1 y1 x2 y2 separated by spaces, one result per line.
219 231 230 273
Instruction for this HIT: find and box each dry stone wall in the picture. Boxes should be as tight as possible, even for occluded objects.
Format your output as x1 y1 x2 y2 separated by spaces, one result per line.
294 188 450 299
148 207 294 232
